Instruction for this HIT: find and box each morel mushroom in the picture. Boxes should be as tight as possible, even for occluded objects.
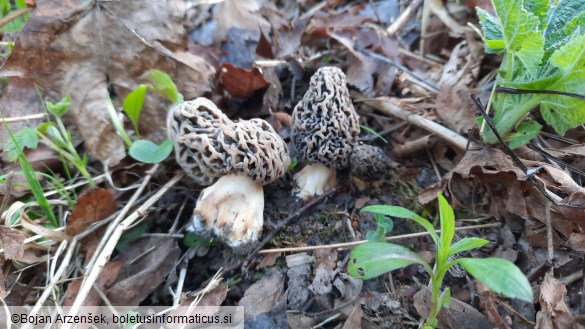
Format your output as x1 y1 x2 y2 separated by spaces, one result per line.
168 98 290 250
350 143 398 190
291 67 360 199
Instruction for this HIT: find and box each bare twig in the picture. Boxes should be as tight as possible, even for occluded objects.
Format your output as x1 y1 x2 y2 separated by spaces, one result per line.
387 0 423 36
258 222 500 254
0 113 46 123
0 7 33 29
361 98 469 150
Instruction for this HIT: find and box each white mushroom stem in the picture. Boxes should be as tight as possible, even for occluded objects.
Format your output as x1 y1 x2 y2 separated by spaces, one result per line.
190 174 264 248
293 163 337 200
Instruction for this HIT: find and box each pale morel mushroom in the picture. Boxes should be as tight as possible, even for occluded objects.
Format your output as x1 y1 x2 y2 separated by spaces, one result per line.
291 67 360 199
168 98 290 250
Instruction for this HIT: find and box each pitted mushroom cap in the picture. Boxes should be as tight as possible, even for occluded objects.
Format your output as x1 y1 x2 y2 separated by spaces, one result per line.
291 67 360 168
168 98 291 185
350 144 398 181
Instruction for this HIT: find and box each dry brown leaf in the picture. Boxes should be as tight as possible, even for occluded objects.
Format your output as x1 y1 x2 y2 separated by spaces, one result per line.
256 253 281 270
66 188 117 236
214 0 271 44
313 248 337 273
436 40 482 134
568 233 585 252
238 268 285 319
0 77 45 162
63 260 123 307
1 0 214 165
536 272 573 329
450 148 584 246
105 237 181 305
219 64 269 98
341 303 363 329
0 226 25 260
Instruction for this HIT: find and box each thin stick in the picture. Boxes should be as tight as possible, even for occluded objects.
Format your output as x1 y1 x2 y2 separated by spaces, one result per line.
361 98 469 150
0 7 33 29
545 201 553 275
387 0 423 35
23 238 77 329
0 113 46 123
258 222 500 254
239 188 338 271
63 173 183 328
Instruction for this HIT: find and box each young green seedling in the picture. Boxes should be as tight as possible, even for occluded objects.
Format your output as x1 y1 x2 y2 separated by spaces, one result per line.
109 69 183 164
477 0 585 148
5 96 96 188
348 193 532 328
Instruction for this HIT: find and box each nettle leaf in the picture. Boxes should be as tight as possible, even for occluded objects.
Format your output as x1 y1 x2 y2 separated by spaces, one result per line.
505 120 542 149
458 257 533 302
123 84 147 135
540 33 585 135
544 1 585 56
448 237 489 256
477 8 505 53
348 242 430 280
4 128 39 162
361 205 438 245
524 0 549 29
129 139 173 164
493 0 544 78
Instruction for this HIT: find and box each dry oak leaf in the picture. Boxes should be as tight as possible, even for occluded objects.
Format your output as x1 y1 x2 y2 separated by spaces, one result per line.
536 272 573 329
237 268 285 319
66 187 117 236
0 226 25 261
0 0 214 165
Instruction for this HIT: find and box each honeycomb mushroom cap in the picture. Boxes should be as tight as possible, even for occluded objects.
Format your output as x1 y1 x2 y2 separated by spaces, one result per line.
291 66 360 169
350 144 398 181
168 98 290 185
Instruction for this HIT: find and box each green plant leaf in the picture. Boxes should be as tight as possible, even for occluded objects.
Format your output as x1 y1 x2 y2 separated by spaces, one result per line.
348 242 431 280
544 1 585 56
438 192 455 263
123 84 147 135
4 128 39 162
439 288 452 309
361 205 439 245
476 8 505 53
45 96 71 118
493 0 544 78
457 257 533 302
145 70 183 104
505 120 542 149
540 33 585 135
448 237 489 256
129 139 173 164
524 0 549 29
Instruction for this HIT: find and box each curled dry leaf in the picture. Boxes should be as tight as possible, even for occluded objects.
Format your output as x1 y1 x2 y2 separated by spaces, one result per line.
535 272 573 329
219 63 269 98
450 148 585 247
0 226 25 261
238 268 285 319
1 0 214 165
436 40 483 134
